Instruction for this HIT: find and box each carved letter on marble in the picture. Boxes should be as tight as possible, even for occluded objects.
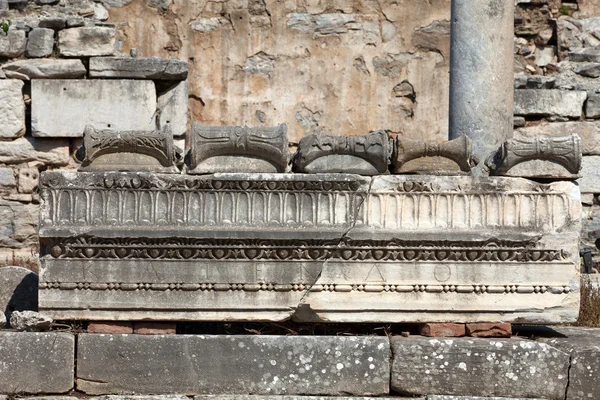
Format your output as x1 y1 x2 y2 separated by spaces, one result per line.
80 125 179 173
392 135 473 175
39 171 581 324
188 123 289 174
293 131 392 175
487 134 582 179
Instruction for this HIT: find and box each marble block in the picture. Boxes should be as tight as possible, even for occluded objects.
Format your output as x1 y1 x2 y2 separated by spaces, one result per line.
487 135 582 179
79 125 179 173
293 131 391 175
392 135 472 175
38 172 581 323
188 123 289 174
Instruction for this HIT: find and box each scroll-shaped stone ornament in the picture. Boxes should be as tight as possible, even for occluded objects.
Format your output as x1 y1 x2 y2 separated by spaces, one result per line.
188 123 289 174
79 125 179 173
487 134 582 178
392 135 473 175
293 131 392 175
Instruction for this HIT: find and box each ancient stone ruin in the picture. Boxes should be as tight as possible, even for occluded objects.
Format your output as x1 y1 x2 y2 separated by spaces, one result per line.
0 0 599 399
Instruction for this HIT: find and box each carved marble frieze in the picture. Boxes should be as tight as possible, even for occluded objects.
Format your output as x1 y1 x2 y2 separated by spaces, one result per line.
79 125 179 173
293 131 392 175
487 134 582 178
38 171 581 323
392 135 473 175
188 123 289 174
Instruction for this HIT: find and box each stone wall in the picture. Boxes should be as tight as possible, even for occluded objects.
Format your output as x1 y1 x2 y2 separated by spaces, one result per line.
1 327 600 398
0 0 599 268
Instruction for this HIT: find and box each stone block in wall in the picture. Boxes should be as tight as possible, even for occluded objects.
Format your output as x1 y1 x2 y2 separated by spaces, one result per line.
157 80 188 137
58 27 115 57
39 18 67 30
585 94 600 118
0 137 70 165
0 332 74 394
18 168 39 193
31 80 156 137
578 156 600 193
0 199 38 248
0 80 25 139
0 29 26 58
76 334 389 395
390 336 570 399
89 57 188 80
2 59 86 80
514 89 587 118
38 173 581 323
0 168 16 191
536 327 600 400
515 121 600 155
25 28 54 58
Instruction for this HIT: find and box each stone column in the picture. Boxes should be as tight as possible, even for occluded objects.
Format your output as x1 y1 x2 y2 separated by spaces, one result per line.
449 0 514 170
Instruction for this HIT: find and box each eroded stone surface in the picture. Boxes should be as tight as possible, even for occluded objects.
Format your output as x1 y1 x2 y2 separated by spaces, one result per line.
0 29 26 58
189 124 289 173
0 137 70 165
10 310 52 331
3 59 87 80
391 337 569 399
80 125 179 173
515 122 600 155
58 27 115 57
535 327 600 400
89 57 188 79
294 131 390 175
32 79 156 137
77 335 390 395
0 266 38 324
487 135 582 178
26 28 54 58
578 156 600 193
157 80 188 137
392 135 472 175
0 80 25 139
39 173 580 323
514 89 587 117
0 332 74 394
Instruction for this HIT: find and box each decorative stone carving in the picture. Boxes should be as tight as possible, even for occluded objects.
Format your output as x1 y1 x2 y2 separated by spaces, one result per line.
487 134 582 178
188 123 289 174
293 131 391 175
79 125 179 173
392 135 473 175
39 172 581 323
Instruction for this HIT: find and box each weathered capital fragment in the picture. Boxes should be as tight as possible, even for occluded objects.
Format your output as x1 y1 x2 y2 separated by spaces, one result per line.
392 135 473 175
80 125 179 173
188 123 289 174
487 134 582 178
293 131 392 175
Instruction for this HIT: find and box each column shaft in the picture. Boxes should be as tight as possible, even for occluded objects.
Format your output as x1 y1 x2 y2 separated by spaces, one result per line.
449 0 514 166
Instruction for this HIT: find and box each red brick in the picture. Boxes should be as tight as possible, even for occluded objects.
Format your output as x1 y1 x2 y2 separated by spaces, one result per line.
420 323 466 337
466 322 512 338
88 321 133 334
133 322 176 335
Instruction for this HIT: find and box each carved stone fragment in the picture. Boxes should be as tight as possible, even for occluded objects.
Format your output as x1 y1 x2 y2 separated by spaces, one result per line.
79 125 179 173
293 131 392 175
487 134 582 178
392 135 473 175
188 123 289 174
38 172 581 323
